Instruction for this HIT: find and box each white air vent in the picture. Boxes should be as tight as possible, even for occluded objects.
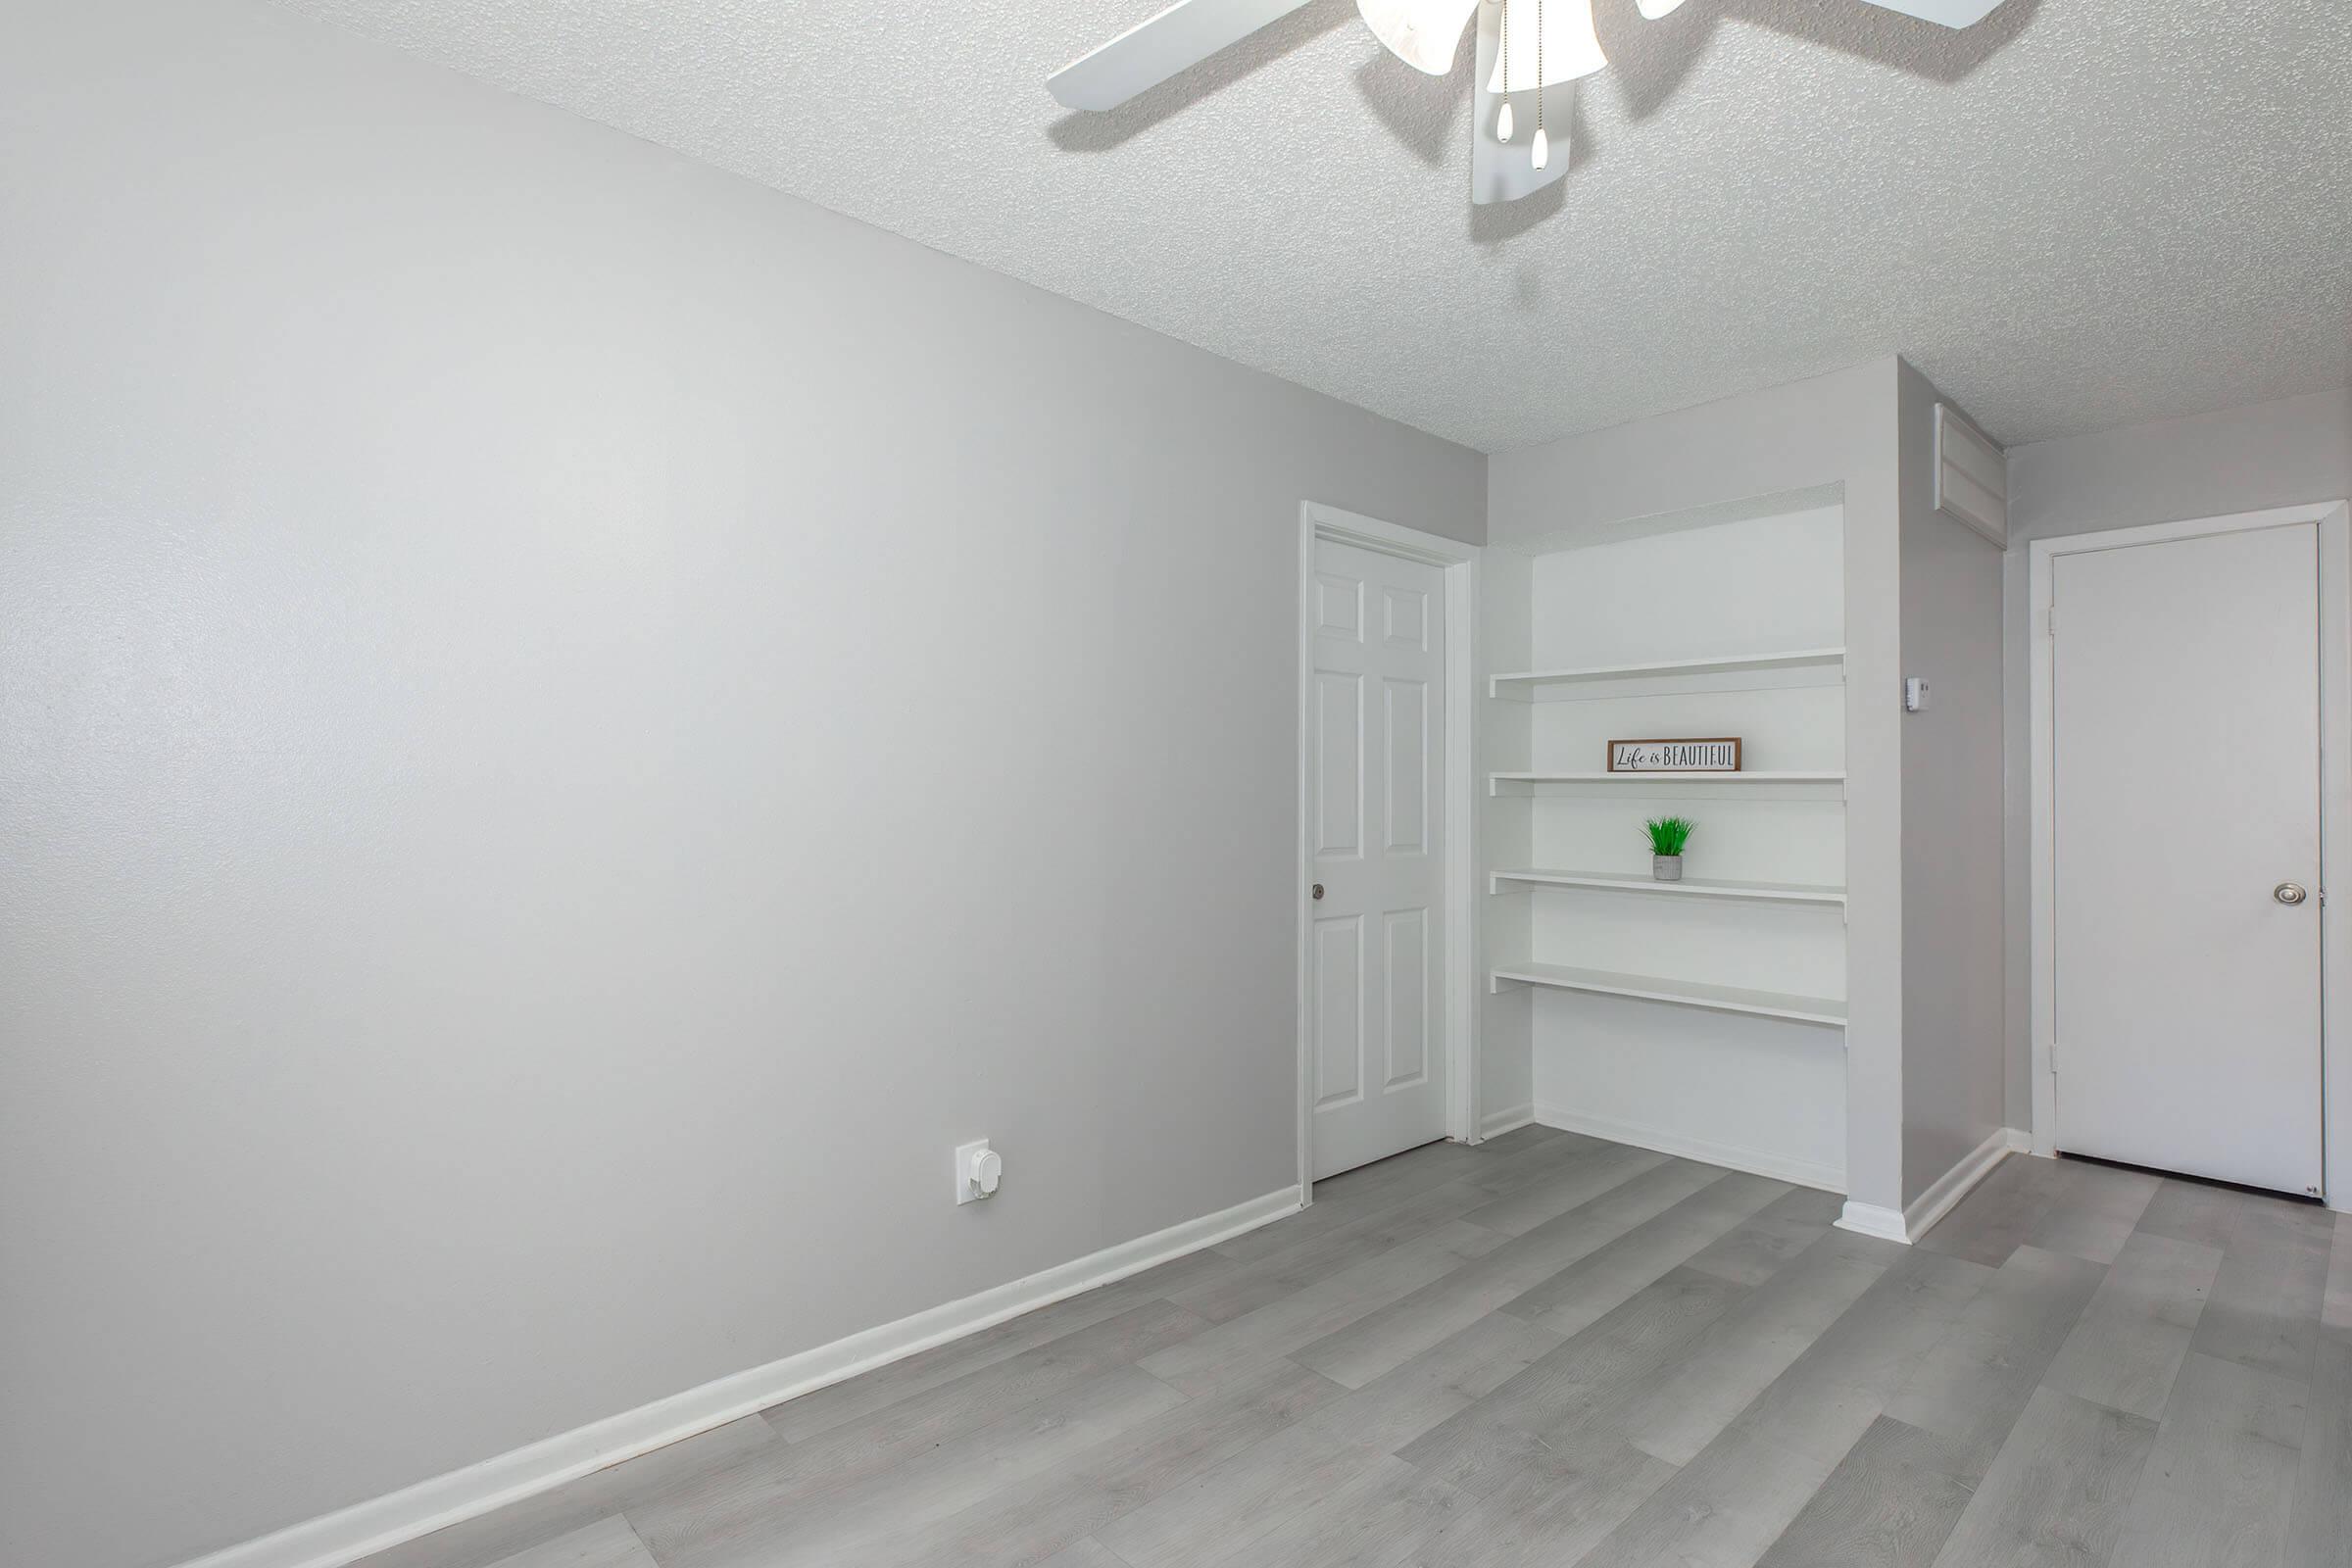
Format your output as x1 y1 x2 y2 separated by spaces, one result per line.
1934 404 2007 547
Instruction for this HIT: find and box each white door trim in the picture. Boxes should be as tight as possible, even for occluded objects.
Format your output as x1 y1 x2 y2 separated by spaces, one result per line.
1298 502 1481 1203
2029 500 2352 1209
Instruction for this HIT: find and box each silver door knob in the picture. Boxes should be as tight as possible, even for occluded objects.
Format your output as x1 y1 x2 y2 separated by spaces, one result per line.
1311 883 1324 901
2275 882 2308 906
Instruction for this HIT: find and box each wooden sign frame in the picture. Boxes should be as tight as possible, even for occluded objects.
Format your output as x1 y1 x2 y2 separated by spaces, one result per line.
1606 737 1743 773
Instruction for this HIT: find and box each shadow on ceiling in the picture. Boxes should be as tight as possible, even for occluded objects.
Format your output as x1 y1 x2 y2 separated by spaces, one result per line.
1047 0 2037 236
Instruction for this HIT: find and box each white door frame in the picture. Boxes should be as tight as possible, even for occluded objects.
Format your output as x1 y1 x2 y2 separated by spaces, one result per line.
1298 502 1481 1202
2029 500 2352 1209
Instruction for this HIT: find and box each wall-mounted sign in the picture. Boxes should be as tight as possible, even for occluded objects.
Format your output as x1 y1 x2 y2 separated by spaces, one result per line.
1607 738 1742 772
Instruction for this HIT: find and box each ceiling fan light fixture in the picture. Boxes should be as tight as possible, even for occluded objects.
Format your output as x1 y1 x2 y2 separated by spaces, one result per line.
1054 0 2006 205
1486 0 1603 90
1356 0 1482 74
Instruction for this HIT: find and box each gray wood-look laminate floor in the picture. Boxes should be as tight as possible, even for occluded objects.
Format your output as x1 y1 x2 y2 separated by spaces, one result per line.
360 1127 2350 1568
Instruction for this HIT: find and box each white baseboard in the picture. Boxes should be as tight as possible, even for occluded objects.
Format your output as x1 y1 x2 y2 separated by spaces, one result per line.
1835 1127 2027 1246
1901 1126 2026 1241
1480 1103 1537 1140
1532 1103 1845 1195
175 1185 1302 1568
1833 1200 1911 1243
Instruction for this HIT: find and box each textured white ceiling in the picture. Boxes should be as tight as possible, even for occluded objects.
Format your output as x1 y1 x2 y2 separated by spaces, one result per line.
274 0 2351 452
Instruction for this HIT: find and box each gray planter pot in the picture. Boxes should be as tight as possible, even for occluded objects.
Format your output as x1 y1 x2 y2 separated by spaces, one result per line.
1652 855 1684 882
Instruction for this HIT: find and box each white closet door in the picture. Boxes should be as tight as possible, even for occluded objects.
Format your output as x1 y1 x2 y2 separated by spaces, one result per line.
2051 521 2323 1197
1308 538 1447 1181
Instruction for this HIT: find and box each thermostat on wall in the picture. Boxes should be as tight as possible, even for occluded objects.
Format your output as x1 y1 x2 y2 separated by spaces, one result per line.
1904 677 1930 712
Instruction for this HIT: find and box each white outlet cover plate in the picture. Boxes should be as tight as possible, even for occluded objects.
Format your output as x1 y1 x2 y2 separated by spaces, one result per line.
954 1139 994 1204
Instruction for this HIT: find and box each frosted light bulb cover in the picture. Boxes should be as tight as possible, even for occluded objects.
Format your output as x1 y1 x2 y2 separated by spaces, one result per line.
1531 125 1549 169
1486 0 1605 91
1357 0 1482 74
1496 99 1513 141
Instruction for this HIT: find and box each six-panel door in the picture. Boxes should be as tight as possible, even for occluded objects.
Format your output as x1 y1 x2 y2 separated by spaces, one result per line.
1308 538 1448 1181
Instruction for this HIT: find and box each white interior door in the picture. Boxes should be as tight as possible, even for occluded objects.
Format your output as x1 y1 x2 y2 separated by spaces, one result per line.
1307 537 1448 1181
2051 521 2324 1196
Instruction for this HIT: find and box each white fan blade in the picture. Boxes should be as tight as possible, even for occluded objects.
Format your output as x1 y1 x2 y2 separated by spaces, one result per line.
1486 0 1606 92
1049 0 1320 110
1637 0 1687 17
1859 0 2002 24
1357 0 1480 74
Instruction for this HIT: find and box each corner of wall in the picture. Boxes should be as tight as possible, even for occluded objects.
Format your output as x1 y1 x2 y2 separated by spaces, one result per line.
1837 367 1908 1216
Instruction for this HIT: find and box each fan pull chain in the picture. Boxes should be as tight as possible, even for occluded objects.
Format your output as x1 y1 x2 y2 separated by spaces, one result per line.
1531 0 1549 168
1495 0 1512 143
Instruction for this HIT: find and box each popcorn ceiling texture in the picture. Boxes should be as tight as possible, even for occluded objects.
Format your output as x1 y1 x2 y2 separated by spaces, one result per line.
273 0 2351 452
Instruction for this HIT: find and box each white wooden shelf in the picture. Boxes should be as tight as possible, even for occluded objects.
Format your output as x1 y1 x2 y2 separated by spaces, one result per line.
1491 770 1845 791
1489 647 1844 700
1488 962 1848 1028
1490 869 1846 906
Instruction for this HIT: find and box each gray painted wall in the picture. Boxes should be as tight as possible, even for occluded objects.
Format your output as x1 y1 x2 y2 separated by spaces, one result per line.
0 7 1484 1567
1998 387 2352 1129
1486 359 1909 1217
1895 364 2007 1203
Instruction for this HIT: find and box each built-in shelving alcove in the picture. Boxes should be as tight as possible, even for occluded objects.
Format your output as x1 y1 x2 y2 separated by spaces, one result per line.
1482 496 1850 1191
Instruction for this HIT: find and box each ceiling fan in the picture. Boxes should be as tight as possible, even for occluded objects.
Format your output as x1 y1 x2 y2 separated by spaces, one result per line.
1050 0 2001 204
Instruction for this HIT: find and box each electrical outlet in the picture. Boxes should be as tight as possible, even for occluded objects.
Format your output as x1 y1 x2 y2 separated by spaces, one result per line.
955 1139 1002 1204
